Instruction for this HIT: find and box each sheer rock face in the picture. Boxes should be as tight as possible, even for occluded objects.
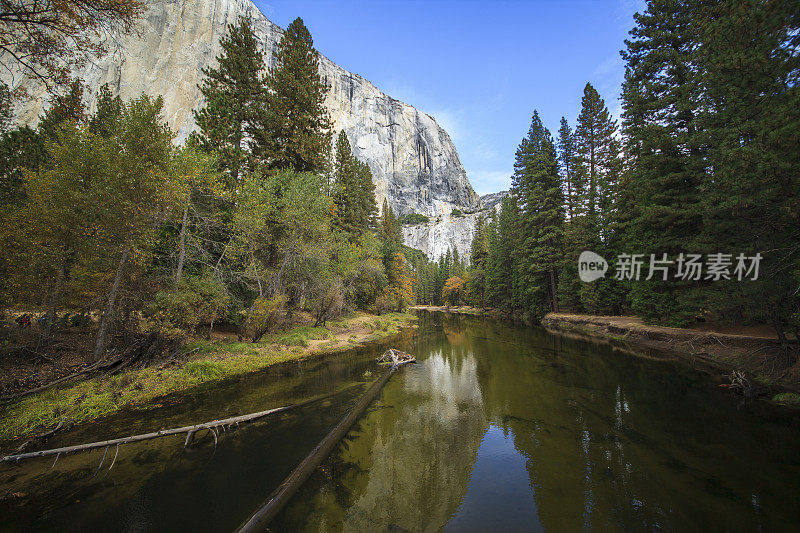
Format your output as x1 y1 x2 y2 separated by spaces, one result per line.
3 0 478 218
403 213 482 263
402 191 508 262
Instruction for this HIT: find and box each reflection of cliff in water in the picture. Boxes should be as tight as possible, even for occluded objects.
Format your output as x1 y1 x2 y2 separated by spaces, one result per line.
277 312 800 532
278 337 488 532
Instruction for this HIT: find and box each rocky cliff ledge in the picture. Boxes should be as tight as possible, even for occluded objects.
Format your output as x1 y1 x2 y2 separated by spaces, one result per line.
2 0 479 218
403 191 508 261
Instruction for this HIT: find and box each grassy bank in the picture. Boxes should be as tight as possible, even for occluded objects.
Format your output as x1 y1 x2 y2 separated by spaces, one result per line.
0 311 417 442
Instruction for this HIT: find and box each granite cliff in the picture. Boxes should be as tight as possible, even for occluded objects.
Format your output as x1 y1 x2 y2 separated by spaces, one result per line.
402 191 508 261
2 0 479 219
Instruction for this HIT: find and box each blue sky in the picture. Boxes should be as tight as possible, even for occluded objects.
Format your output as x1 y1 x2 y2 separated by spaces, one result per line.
255 0 645 195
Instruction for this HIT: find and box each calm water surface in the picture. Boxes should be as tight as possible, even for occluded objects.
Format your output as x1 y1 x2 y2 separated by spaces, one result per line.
1 312 799 531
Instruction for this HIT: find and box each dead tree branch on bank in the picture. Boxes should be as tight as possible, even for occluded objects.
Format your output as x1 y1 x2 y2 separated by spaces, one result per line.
1 386 359 463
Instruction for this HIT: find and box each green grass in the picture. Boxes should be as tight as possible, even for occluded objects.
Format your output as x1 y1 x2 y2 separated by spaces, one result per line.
0 312 417 442
261 325 331 347
772 392 800 407
753 374 773 387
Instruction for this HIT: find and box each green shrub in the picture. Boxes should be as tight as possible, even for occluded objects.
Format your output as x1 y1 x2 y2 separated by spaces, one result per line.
773 392 800 406
451 208 463 217
245 293 288 342
398 213 430 225
146 274 229 333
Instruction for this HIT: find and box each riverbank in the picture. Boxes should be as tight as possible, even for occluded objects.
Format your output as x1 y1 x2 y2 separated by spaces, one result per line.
411 305 499 317
412 306 800 405
541 313 800 401
0 311 417 443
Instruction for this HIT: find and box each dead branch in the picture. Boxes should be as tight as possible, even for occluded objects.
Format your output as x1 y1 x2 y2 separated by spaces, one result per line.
0 358 123 402
1 385 358 463
377 348 416 368
237 357 413 532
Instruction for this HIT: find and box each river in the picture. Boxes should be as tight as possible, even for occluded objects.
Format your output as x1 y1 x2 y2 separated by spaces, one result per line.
1 311 798 531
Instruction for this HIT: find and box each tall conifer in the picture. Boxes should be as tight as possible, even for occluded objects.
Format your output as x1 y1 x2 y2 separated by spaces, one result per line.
511 111 564 317
256 17 331 173
193 16 265 193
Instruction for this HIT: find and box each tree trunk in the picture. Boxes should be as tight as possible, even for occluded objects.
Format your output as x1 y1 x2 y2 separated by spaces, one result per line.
175 201 189 283
93 245 130 362
771 308 788 348
549 268 560 313
206 310 217 340
38 259 68 348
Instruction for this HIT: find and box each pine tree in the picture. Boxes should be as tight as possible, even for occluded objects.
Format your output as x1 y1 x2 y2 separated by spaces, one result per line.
380 199 401 244
557 117 578 219
574 83 620 232
511 111 564 318
469 215 489 270
694 0 800 341
89 84 123 139
485 195 519 309
0 126 44 205
257 17 332 174
570 82 624 313
0 79 82 206
192 15 265 193
37 80 86 141
0 84 12 135
332 130 377 238
620 0 705 325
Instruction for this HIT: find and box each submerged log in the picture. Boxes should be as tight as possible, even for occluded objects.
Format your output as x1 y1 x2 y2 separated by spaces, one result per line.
237 351 416 532
0 386 357 463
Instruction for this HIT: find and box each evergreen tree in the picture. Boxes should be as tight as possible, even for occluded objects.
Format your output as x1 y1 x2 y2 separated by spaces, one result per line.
380 199 401 244
0 84 12 135
0 126 44 205
485 195 519 309
89 84 123 138
511 111 564 318
570 82 624 313
256 17 331 174
192 15 265 193
556 117 578 219
37 80 87 142
466 215 490 306
694 0 800 341
332 130 377 238
620 0 705 325
0 80 83 206
574 83 621 232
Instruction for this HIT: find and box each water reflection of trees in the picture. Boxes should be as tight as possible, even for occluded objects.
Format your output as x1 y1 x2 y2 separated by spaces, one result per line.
458 314 793 531
281 313 798 531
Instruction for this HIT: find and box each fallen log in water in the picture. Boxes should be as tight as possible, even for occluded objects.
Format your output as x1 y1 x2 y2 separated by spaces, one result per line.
0 386 358 464
377 348 417 367
237 355 416 532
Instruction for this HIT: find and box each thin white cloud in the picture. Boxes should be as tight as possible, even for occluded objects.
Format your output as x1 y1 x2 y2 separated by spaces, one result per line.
467 168 513 196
